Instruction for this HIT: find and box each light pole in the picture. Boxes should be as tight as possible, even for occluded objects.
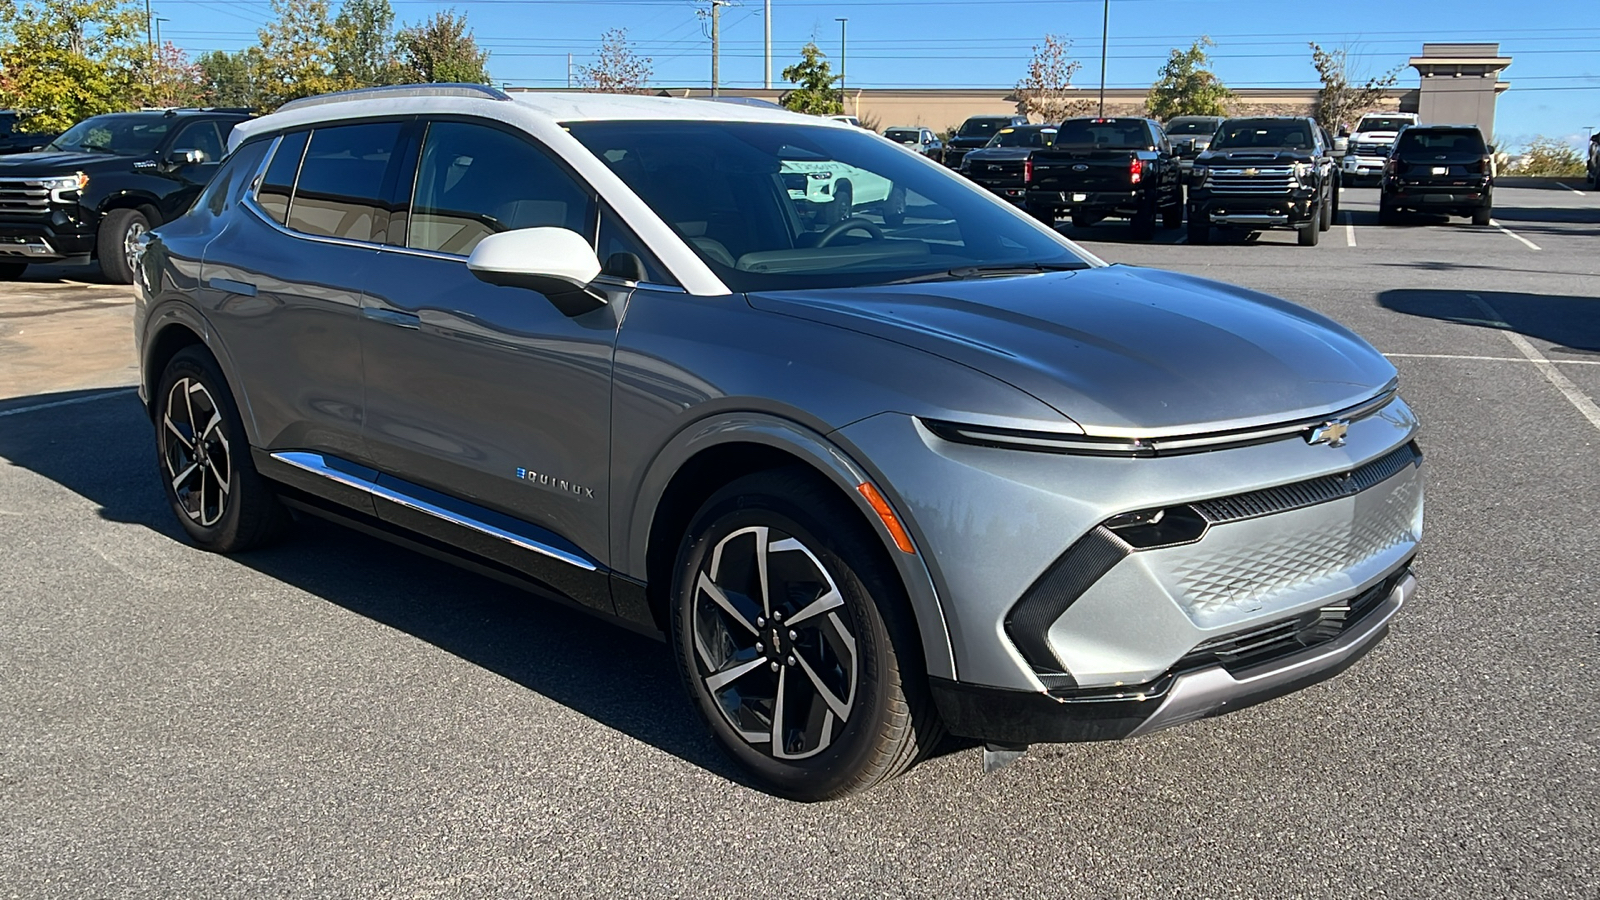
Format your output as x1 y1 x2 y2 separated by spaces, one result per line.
1097 0 1108 116
836 17 847 114
710 0 729 98
154 16 168 52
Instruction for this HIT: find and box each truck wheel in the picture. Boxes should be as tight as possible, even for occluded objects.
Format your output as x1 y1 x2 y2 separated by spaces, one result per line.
1319 195 1333 231
1069 211 1099 228
1186 220 1209 244
0 262 26 281
1297 218 1321 246
1161 192 1184 229
98 208 150 285
670 469 942 801
1471 204 1492 227
1378 195 1399 226
1130 202 1157 240
883 186 907 227
1029 206 1057 226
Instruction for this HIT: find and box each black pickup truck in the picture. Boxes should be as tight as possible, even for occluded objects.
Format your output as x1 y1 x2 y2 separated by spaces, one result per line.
958 123 1057 202
0 107 250 282
1187 116 1338 247
1023 117 1184 239
942 114 1029 170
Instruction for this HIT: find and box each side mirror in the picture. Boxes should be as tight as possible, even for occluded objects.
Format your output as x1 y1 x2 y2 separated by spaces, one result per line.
1333 136 1350 153
1174 137 1196 153
467 227 607 317
168 148 206 167
1486 144 1495 154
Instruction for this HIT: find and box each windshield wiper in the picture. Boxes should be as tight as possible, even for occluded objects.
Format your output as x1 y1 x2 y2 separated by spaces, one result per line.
885 262 1088 285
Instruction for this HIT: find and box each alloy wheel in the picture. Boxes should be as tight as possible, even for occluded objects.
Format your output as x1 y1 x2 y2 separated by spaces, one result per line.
161 377 231 527
690 525 859 760
123 219 147 273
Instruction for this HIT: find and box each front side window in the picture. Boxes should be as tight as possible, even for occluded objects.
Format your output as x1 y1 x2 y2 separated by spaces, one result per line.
408 121 594 257
173 121 225 163
566 120 1091 293
46 114 173 156
288 121 403 243
254 130 308 225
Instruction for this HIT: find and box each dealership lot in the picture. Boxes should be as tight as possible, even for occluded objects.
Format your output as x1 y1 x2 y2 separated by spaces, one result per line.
1 181 1596 897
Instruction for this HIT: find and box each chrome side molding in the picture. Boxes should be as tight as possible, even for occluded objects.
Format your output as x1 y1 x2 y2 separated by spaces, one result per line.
271 450 598 572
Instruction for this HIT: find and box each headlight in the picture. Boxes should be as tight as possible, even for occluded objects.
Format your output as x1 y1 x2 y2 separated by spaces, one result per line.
43 172 89 203
806 171 832 180
1191 165 1210 183
1293 162 1316 182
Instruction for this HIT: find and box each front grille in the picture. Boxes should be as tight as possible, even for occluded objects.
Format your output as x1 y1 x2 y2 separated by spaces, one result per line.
780 173 809 193
1177 567 1404 673
1352 143 1390 156
0 179 50 214
1208 167 1294 194
1193 442 1422 524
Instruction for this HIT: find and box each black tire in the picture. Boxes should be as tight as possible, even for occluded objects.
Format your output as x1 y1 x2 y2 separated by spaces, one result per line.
1069 210 1100 229
822 181 853 226
670 469 941 801
154 346 290 552
1161 189 1184 229
1029 206 1057 225
1319 194 1333 231
0 262 26 281
1129 200 1157 240
883 185 907 227
1471 202 1492 227
1378 195 1399 226
1186 219 1210 244
97 207 150 285
1297 218 1321 246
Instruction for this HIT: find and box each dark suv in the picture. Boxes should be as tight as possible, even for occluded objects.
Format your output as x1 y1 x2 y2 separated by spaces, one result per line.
1379 125 1494 225
0 108 249 282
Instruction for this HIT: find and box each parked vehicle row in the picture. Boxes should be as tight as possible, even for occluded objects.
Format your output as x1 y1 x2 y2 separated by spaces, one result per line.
1024 117 1184 239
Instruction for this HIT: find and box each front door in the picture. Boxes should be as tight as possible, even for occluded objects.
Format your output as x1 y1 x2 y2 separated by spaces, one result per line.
358 118 620 608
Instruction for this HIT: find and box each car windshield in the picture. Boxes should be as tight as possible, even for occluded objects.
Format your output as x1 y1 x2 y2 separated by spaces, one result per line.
1054 119 1150 149
987 128 1055 148
1357 117 1411 132
1394 129 1487 160
958 119 1009 138
1211 120 1312 150
1165 119 1219 136
884 129 921 144
46 114 172 156
566 120 1093 292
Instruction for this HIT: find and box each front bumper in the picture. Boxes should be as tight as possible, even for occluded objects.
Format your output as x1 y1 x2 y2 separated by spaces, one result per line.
1190 190 1317 228
0 212 96 262
1342 155 1387 178
932 568 1413 743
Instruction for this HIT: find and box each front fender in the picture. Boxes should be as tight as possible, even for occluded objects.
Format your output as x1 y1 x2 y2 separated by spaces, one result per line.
623 411 957 681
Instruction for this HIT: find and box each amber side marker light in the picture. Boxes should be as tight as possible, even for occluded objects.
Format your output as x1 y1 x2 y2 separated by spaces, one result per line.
857 482 917 554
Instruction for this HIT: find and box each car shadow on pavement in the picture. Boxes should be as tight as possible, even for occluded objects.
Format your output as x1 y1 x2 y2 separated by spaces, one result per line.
1377 289 1600 356
0 389 753 787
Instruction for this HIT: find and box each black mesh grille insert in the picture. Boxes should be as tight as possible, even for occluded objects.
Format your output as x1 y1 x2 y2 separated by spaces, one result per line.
1192 442 1421 524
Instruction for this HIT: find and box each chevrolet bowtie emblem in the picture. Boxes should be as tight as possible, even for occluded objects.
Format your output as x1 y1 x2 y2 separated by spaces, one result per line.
1306 419 1351 447
1241 167 1259 176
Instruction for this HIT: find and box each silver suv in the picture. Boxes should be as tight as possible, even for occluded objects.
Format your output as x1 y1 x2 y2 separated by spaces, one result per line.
135 85 1424 800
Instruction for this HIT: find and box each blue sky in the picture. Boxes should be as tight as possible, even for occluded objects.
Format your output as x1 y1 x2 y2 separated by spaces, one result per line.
159 0 1600 149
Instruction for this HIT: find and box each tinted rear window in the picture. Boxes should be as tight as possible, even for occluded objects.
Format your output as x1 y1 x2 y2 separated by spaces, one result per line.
255 131 308 225
1395 129 1487 158
288 121 403 243
1054 119 1150 148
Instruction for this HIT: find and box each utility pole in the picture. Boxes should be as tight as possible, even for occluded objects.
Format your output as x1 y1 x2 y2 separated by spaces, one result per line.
836 17 847 114
567 53 573 89
763 0 772 90
1097 0 1109 116
145 0 153 55
710 0 728 97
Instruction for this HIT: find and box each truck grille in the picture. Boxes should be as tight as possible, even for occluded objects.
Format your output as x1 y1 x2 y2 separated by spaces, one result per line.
1207 167 1294 194
1352 142 1390 156
0 179 51 214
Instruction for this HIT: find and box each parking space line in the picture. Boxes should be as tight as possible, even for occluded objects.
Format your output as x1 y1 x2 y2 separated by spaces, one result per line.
1343 210 1356 247
1384 352 1600 366
1488 219 1541 251
1467 295 1600 431
0 388 136 418
1558 182 1586 195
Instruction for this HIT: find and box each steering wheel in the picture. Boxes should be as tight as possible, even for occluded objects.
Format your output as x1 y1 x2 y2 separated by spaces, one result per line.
815 216 885 248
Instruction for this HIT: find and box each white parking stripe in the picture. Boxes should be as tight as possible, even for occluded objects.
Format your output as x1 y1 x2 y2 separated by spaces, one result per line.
1343 210 1356 247
1488 219 1541 250
0 388 136 418
1384 352 1600 366
1558 182 1586 195
1467 295 1600 432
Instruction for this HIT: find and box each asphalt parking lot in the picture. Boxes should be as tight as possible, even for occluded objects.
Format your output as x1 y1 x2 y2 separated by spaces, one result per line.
1 179 1596 898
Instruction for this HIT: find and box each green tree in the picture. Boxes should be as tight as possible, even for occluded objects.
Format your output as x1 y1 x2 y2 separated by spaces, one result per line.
258 0 346 109
1147 37 1231 120
197 48 267 108
1310 42 1400 134
1510 136 1584 176
576 27 651 94
332 0 405 87
1015 34 1088 122
146 40 206 107
779 43 841 116
396 9 489 84
0 0 147 131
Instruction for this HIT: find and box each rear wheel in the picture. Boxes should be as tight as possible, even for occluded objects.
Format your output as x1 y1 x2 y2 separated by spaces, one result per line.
1186 219 1210 244
1471 203 1492 227
98 208 151 285
1029 206 1057 226
0 262 26 281
670 469 940 801
1069 210 1101 229
1161 190 1184 229
1378 194 1400 226
154 346 290 552
1297 217 1321 246
1129 200 1157 240
882 185 907 227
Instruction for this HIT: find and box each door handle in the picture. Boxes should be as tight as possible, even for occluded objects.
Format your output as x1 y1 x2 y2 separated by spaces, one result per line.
362 307 421 329
207 277 256 296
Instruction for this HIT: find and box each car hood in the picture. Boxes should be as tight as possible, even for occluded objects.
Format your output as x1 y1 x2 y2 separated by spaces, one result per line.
948 136 997 149
1352 131 1399 143
748 266 1395 436
1197 148 1316 165
0 150 143 175
963 148 1035 163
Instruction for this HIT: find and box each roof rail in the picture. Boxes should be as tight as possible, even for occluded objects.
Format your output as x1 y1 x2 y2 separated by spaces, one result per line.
277 83 511 113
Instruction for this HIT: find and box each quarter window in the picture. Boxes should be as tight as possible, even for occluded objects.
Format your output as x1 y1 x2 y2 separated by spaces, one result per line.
288 121 404 243
408 121 594 256
255 130 308 226
198 139 271 217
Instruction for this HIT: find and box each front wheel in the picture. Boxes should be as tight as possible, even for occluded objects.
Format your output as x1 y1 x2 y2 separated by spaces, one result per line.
1319 195 1333 231
154 346 290 552
1297 218 1321 246
0 262 26 281
882 185 907 226
1187 219 1210 244
670 470 940 801
98 208 150 285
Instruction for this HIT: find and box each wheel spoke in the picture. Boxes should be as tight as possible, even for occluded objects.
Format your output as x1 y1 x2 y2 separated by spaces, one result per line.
753 525 771 617
199 411 224 443
705 655 767 692
205 459 229 496
162 414 193 449
794 651 852 721
769 664 789 756
785 586 843 628
697 572 759 635
170 461 198 492
183 380 199 436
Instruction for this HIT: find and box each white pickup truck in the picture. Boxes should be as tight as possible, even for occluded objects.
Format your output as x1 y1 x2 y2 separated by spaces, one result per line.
1342 113 1419 184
